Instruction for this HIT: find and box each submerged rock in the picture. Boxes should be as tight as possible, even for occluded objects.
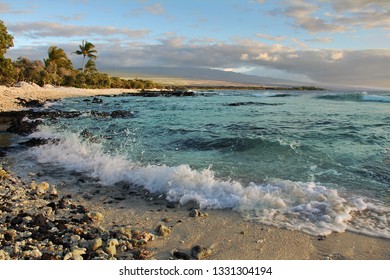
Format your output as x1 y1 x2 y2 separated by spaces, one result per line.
110 110 134 118
91 97 103 104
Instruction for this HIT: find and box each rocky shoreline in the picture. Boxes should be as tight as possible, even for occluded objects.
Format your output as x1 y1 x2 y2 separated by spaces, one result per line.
0 162 219 260
0 166 159 260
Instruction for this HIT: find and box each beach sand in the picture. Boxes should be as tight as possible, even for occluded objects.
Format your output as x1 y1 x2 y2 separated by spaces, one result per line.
0 84 389 260
0 83 137 112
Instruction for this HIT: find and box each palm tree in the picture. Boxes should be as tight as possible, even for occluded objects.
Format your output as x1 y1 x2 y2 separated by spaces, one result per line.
72 40 97 73
44 45 73 74
84 59 97 73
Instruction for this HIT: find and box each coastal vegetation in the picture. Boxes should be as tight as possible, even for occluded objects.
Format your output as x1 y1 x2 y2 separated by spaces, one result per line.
0 20 162 89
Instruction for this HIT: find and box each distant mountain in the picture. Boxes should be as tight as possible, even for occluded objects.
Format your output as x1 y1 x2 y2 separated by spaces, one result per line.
101 66 316 87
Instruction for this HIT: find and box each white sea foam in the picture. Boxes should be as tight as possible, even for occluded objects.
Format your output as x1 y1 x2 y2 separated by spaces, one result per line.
29 128 390 238
362 94 390 103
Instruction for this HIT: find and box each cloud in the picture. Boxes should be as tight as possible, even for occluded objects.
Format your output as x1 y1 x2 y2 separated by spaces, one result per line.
305 36 333 43
53 13 85 22
132 2 165 16
7 21 150 39
92 38 390 88
0 2 33 14
256 33 286 42
282 0 345 33
291 38 308 49
324 0 390 13
280 0 390 33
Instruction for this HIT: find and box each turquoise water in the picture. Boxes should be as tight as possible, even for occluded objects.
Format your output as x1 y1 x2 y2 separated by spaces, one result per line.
23 90 390 237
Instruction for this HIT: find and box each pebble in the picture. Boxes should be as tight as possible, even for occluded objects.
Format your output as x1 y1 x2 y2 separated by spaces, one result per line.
71 235 81 243
105 239 119 257
86 211 104 223
49 185 58 199
191 245 212 260
189 209 208 217
91 237 103 251
155 224 171 237
172 251 191 260
36 182 50 195
117 226 132 239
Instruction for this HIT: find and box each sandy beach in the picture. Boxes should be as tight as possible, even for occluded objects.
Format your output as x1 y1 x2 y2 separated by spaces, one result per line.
1 84 389 260
0 83 138 112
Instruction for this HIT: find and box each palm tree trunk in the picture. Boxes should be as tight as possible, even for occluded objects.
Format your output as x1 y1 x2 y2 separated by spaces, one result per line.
82 55 86 73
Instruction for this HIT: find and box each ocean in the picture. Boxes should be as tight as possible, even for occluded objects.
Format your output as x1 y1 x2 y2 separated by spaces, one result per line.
7 90 390 238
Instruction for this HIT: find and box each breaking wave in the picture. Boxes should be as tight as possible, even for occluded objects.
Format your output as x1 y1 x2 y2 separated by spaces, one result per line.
28 127 390 238
316 92 390 103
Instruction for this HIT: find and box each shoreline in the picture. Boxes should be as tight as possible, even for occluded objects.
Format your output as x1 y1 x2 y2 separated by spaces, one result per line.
1 161 389 260
0 85 389 260
0 83 139 112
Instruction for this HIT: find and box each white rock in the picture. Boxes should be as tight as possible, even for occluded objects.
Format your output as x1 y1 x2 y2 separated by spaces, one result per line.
91 237 103 251
0 250 10 260
71 235 81 243
87 211 104 222
36 182 50 195
104 239 119 257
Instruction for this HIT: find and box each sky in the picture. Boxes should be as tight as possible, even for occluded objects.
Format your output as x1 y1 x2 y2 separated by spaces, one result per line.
1 0 390 89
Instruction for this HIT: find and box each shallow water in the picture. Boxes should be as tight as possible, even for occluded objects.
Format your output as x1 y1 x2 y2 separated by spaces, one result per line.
8 90 390 238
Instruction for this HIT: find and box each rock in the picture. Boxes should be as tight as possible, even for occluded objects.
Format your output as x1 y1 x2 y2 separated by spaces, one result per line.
36 182 50 195
86 211 104 223
173 251 191 260
20 138 49 147
116 226 132 239
4 229 17 241
92 97 103 104
0 168 9 179
49 185 58 199
155 224 171 237
189 209 209 217
133 249 151 260
10 214 25 227
72 247 87 259
189 209 200 217
30 181 37 191
23 248 42 259
70 234 81 243
191 245 212 260
91 237 103 251
0 250 10 260
105 239 119 257
41 252 60 260
110 110 134 118
166 201 180 208
80 129 93 139
16 97 45 108
32 213 48 228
